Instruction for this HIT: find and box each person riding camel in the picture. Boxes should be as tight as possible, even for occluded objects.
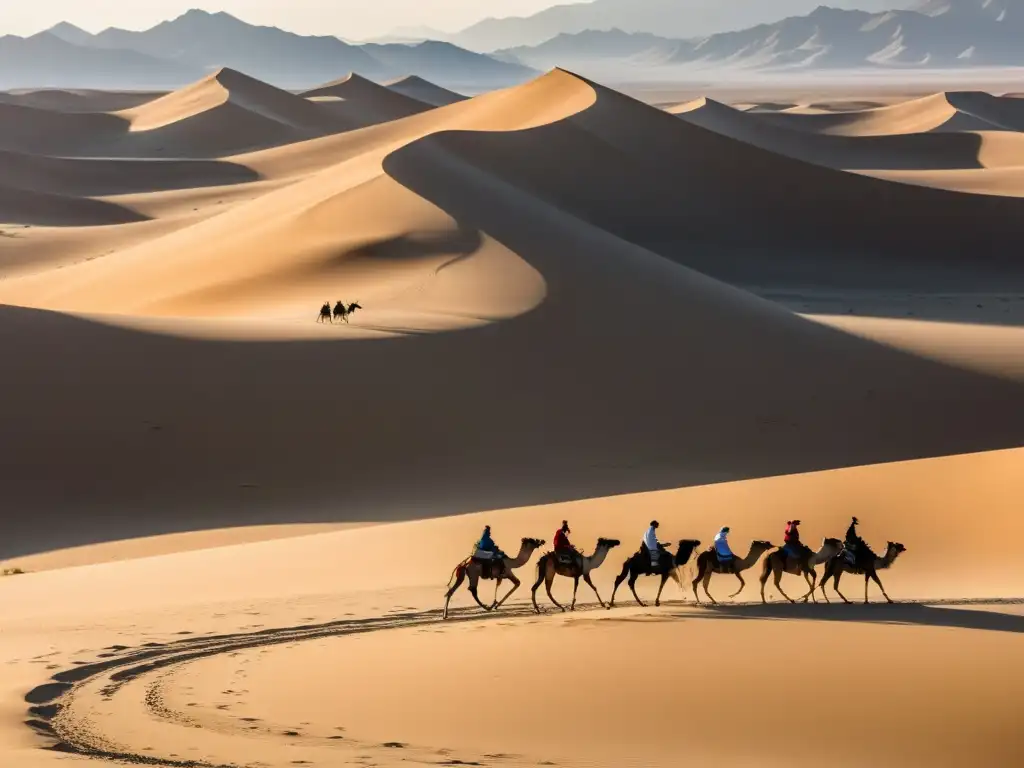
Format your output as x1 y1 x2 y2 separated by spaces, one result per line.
642 520 663 566
844 516 866 565
473 525 504 561
713 526 735 573
783 519 805 560
554 520 580 568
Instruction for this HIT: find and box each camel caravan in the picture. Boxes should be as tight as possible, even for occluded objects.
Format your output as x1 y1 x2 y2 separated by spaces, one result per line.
442 517 906 619
317 300 362 324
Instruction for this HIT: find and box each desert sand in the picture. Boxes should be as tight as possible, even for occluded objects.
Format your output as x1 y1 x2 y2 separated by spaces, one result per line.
1 67 1023 768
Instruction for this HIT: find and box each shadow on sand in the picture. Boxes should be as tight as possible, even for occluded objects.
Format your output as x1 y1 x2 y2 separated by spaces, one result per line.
602 598 1024 635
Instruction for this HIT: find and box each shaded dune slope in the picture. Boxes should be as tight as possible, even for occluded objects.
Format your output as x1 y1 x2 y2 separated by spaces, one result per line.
0 88 165 113
302 73 434 126
0 184 146 226
385 75 467 107
672 97 1024 171
0 102 125 154
1 71 1023 558
0 150 259 197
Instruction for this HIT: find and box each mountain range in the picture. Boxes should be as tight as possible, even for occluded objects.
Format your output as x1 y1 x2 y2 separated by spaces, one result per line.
1 10 535 91
446 0 917 52
495 0 1024 74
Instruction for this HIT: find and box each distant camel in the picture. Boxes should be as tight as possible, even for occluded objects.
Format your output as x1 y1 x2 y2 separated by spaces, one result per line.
531 539 622 613
759 537 843 604
610 539 702 608
317 302 332 323
333 301 362 323
691 540 775 605
818 541 907 604
442 537 546 620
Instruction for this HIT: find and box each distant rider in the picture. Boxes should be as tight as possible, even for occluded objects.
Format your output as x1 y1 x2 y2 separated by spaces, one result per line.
713 526 735 572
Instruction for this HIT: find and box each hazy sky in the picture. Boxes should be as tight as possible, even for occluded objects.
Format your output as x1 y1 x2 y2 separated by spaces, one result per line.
1 0 586 39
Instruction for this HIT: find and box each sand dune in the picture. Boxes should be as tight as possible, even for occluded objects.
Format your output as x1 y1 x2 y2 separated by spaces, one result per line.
1 67 1023 768
0 149 258 197
302 72 433 125
0 71 1022 555
672 96 1024 172
385 75 467 107
0 88 164 112
0 101 125 154
0 184 146 227
110 68 349 157
756 91 1002 136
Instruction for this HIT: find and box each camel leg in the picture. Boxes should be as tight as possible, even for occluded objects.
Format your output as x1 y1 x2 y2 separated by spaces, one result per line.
800 570 817 603
466 572 492 613
692 564 704 603
584 573 606 609
654 573 670 607
759 565 771 604
530 568 545 614
728 572 746 599
494 573 521 609
833 570 851 604
702 570 717 605
819 562 833 603
545 572 565 613
442 567 467 620
869 570 893 604
492 577 502 609
773 568 796 604
570 576 580 611
628 573 646 608
610 562 630 608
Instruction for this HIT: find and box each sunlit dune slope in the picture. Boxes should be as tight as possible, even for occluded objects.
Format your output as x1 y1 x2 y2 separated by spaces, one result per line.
755 92 999 136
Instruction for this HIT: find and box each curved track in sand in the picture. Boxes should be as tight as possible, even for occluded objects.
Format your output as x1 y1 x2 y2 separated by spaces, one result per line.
25 604 584 767
24 597 1024 768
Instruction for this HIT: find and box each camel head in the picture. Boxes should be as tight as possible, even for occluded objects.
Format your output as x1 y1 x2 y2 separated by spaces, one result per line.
597 538 621 549
677 538 701 549
821 537 843 553
887 541 907 556
752 540 774 550
521 537 546 548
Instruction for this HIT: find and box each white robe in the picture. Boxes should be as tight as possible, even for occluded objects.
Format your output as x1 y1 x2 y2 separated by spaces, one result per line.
643 526 659 553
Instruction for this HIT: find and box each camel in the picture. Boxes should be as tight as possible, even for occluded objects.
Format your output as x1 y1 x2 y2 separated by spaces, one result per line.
759 537 844 604
333 301 362 323
317 302 332 323
531 539 621 613
442 537 545 620
818 541 907 604
691 540 774 605
610 539 702 608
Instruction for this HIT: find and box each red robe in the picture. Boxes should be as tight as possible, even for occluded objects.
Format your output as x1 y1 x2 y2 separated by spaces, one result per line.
554 529 571 551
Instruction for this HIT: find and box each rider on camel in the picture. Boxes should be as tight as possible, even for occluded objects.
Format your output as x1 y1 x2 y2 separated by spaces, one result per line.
783 519 804 559
713 526 735 573
554 520 580 567
845 516 866 564
642 520 663 565
474 525 505 560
